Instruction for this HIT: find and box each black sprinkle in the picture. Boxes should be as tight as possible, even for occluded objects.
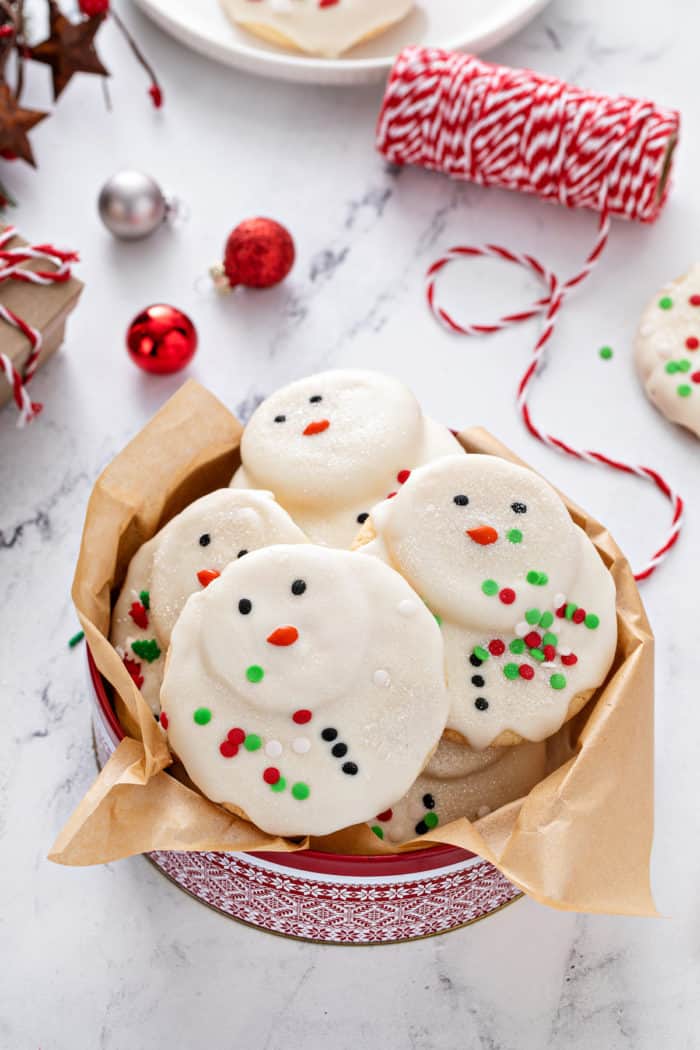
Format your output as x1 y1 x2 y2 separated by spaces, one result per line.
471 674 485 687
469 654 483 667
511 502 527 514
356 512 369 524
415 820 429 835
422 793 436 810
453 494 469 506
321 727 338 742
274 414 286 423
331 742 348 758
238 598 252 615
475 697 489 711
291 579 306 596
309 395 322 403
237 549 248 558
198 533 211 547
342 761 358 776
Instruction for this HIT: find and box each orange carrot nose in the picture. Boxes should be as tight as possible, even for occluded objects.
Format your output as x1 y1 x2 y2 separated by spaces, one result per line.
303 419 330 436
267 625 299 647
197 569 220 587
466 525 499 546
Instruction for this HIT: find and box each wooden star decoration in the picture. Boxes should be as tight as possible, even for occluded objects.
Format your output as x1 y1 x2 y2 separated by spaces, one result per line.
29 2 109 101
0 82 48 167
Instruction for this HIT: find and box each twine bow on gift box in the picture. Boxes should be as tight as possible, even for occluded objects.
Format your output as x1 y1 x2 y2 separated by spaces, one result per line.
0 225 78 425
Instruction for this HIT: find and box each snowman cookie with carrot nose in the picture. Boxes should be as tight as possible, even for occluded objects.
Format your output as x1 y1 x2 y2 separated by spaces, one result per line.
231 369 462 548
110 489 307 715
357 455 617 750
160 544 449 837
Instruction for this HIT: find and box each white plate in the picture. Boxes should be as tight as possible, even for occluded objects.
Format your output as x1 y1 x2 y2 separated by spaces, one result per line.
131 0 552 85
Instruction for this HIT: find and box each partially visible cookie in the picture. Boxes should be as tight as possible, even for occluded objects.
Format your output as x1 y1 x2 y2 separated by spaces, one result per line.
635 264 700 438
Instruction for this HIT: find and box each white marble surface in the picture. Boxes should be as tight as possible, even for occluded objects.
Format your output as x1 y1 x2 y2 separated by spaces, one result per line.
2 0 699 1046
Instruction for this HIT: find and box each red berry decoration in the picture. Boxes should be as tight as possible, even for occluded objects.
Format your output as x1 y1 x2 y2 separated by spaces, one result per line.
221 217 295 289
126 304 197 375
79 0 110 12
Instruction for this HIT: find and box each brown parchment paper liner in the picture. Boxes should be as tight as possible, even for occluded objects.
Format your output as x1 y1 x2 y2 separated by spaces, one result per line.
50 382 655 916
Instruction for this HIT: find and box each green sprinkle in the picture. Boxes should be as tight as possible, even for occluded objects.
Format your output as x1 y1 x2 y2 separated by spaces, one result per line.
543 632 558 647
678 384 692 397
539 611 554 629
665 361 679 374
473 645 489 663
526 570 539 584
679 359 692 373
131 638 161 663
193 707 211 725
433 612 443 627
526 571 548 586
246 664 264 683
503 663 520 680
68 630 84 649
139 589 150 610
525 608 541 625
658 296 673 310
244 733 262 751
424 811 439 829
270 776 287 793
530 648 545 662
481 579 499 596
584 613 600 630
507 528 523 544
371 825 384 839
509 638 526 654
550 673 567 690
292 782 310 801
565 602 577 621
599 346 613 360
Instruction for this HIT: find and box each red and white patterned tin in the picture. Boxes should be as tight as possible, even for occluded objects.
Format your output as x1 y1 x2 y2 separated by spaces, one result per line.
88 650 521 944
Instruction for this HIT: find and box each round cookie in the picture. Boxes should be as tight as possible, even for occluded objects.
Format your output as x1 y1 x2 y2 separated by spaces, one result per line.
219 0 413 59
110 489 307 715
231 369 462 547
635 264 700 437
160 544 449 837
369 736 547 845
358 455 617 749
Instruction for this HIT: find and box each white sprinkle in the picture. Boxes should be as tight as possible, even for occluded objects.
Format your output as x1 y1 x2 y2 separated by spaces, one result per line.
559 648 572 657
398 599 416 616
373 669 391 688
553 593 566 608
265 740 283 758
515 621 528 638
115 645 125 659
476 805 491 819
292 737 310 754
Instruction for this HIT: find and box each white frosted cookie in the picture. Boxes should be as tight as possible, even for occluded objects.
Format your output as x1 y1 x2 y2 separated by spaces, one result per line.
635 264 700 437
110 489 307 715
359 455 617 749
369 736 547 845
219 0 413 58
231 369 462 548
160 544 448 837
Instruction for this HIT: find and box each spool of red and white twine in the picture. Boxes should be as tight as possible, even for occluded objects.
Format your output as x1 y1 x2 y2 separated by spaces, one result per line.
0 226 78 426
377 47 683 581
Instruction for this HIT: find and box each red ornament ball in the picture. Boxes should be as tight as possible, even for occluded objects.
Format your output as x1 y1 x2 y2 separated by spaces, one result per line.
223 217 295 289
126 304 197 375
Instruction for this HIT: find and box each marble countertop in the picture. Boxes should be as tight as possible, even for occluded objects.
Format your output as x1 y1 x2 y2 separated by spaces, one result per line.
2 0 699 1046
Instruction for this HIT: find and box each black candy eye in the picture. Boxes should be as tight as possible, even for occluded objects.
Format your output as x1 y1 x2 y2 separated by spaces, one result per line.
198 533 211 547
453 494 469 506
511 502 527 514
274 414 286 423
309 395 322 403
291 579 306 596
357 512 369 525
237 549 248 558
238 598 252 615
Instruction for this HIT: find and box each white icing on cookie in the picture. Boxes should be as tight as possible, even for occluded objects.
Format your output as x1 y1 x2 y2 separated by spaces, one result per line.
220 0 413 58
370 736 546 845
635 264 700 438
161 544 448 837
110 489 307 714
231 370 462 548
361 455 617 749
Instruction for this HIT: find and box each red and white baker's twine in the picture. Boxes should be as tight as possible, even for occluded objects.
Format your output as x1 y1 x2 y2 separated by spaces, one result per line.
0 226 78 426
377 48 683 581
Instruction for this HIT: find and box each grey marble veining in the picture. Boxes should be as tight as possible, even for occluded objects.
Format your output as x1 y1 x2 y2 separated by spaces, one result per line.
2 0 699 1046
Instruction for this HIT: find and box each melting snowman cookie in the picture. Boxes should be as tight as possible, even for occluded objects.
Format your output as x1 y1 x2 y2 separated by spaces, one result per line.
369 736 547 845
231 369 462 547
358 455 617 749
219 0 413 59
110 489 307 715
635 264 700 438
161 544 448 837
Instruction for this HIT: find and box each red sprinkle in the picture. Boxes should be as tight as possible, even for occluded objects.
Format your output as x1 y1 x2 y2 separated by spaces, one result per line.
692 371 700 384
543 644 556 661
227 727 245 744
376 809 393 822
690 294 700 307
561 653 578 666
387 491 398 499
572 608 586 624
160 711 169 730
524 631 541 649
129 601 149 629
319 0 340 6
556 603 567 618
220 740 239 758
488 638 506 656
686 337 699 350
263 767 281 785
397 469 411 484
123 656 144 689
293 709 312 724
519 664 535 680
499 588 516 605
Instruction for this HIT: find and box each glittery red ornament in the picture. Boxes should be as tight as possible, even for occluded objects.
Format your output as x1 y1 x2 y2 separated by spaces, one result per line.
222 217 295 289
126 304 197 375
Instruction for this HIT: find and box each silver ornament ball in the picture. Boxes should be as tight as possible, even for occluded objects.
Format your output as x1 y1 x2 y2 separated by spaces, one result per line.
98 170 168 240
